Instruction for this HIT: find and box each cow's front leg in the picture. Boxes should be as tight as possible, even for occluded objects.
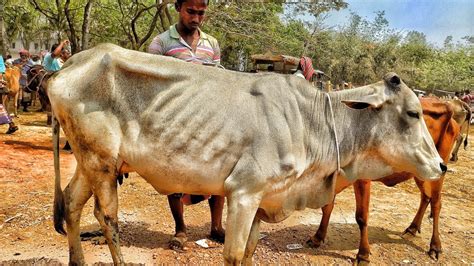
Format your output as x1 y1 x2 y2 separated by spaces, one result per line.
223 192 261 266
354 180 371 264
307 201 335 248
242 215 261 266
167 194 187 251
93 177 124 265
209 195 225 243
404 179 430 236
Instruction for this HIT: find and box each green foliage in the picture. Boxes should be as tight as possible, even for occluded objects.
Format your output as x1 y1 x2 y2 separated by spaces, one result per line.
1 1 470 91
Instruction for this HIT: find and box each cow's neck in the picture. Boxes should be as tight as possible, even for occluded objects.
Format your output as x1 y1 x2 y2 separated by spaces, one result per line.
293 84 381 179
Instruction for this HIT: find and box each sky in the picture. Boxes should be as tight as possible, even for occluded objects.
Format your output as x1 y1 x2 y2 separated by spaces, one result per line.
321 0 474 46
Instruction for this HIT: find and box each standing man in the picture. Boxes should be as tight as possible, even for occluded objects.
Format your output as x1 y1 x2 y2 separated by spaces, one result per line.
148 0 224 251
43 40 71 72
13 50 34 112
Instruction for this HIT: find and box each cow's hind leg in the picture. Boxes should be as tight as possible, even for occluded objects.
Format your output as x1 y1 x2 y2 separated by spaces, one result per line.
64 168 93 264
92 175 124 264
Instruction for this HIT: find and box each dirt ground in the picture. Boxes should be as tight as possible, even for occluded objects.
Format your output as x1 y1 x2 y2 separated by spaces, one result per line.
1 109 473 265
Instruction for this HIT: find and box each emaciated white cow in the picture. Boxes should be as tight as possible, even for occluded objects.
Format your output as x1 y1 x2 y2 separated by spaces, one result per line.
48 44 445 265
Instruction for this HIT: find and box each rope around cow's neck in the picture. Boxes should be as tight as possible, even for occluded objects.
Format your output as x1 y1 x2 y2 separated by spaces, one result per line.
325 93 341 174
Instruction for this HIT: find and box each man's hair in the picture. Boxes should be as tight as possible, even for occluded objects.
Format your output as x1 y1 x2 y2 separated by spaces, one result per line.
175 0 209 9
51 44 59 53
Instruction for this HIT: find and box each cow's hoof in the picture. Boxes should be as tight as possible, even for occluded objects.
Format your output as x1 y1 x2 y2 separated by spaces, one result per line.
169 234 187 252
305 236 323 249
209 229 225 243
428 248 442 260
355 257 370 265
403 225 420 237
449 156 457 162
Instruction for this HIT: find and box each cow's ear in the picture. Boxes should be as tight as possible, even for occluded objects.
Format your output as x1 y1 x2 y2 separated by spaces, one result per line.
341 94 385 110
383 72 402 91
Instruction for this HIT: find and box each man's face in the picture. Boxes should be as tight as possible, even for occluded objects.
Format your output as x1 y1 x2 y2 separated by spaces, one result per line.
20 54 28 61
60 50 71 61
177 0 208 31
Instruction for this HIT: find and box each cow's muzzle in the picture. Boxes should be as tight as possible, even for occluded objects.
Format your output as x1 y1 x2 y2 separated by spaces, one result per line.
440 163 447 173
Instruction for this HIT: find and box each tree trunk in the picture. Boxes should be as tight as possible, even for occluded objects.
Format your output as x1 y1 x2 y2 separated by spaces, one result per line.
81 0 94 51
0 0 8 56
64 0 78 53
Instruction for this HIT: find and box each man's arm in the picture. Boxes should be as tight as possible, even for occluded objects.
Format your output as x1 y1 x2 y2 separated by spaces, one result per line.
209 36 221 66
52 40 70 58
148 36 165 55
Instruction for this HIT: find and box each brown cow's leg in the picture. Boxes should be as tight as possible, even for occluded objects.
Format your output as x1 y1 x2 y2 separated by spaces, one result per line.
242 216 261 266
404 179 430 236
450 135 463 162
354 180 371 264
93 178 124 265
13 92 19 117
428 179 444 260
64 169 92 264
167 194 187 251
209 195 225 243
307 200 335 248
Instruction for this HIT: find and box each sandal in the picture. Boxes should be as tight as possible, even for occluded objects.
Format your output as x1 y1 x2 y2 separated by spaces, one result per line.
6 126 18 134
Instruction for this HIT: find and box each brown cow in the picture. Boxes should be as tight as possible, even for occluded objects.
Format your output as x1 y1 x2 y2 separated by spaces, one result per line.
2 66 21 117
307 97 460 263
447 99 471 162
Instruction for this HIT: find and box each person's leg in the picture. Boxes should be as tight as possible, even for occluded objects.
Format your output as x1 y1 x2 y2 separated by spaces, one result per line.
168 193 187 251
208 195 225 242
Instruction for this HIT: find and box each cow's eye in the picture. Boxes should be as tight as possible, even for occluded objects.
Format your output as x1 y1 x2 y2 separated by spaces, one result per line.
407 111 420 119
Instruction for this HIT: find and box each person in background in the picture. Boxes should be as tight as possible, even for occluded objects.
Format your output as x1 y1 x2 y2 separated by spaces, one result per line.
43 40 71 72
31 54 42 66
5 54 13 65
148 0 225 251
13 50 34 112
294 56 315 82
0 56 19 134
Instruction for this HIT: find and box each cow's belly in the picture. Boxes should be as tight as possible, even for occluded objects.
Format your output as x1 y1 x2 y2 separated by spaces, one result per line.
257 172 337 223
120 141 240 195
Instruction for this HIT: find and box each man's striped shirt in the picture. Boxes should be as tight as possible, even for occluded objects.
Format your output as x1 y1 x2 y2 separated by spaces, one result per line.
148 24 220 65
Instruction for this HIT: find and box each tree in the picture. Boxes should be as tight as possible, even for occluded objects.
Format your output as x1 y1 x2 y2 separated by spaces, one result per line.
0 0 7 56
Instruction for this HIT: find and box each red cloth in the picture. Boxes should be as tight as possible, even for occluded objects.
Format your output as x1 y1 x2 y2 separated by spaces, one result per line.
181 194 211 205
461 94 473 105
299 57 315 81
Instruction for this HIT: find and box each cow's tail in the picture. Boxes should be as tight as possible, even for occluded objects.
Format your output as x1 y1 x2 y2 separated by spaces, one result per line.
464 109 471 150
462 101 471 150
52 114 67 235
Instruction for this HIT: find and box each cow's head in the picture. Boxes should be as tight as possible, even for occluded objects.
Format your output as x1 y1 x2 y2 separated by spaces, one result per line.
341 72 445 182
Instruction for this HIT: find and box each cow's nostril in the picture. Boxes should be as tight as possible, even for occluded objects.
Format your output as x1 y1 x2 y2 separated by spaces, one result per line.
440 163 448 173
